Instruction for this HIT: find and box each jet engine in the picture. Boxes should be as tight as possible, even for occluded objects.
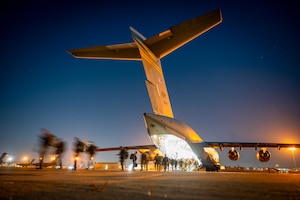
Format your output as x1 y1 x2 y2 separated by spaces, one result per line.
256 149 271 162
228 149 239 161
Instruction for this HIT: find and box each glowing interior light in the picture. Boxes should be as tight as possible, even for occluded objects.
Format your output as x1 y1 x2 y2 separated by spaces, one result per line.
151 134 199 160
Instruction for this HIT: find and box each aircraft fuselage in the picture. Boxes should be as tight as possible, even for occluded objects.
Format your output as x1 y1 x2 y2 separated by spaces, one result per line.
143 113 220 171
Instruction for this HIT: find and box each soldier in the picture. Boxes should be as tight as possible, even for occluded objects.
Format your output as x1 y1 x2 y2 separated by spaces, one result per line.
55 139 66 169
87 143 97 169
38 131 54 169
118 146 127 171
141 151 150 171
156 155 163 172
73 137 84 170
162 154 169 172
37 128 66 170
130 151 137 171
154 153 159 171
170 158 176 171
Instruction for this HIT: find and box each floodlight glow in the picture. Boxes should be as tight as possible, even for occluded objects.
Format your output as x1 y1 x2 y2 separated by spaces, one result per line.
8 156 13 162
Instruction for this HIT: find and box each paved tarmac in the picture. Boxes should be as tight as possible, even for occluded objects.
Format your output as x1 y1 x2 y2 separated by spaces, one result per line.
0 168 299 200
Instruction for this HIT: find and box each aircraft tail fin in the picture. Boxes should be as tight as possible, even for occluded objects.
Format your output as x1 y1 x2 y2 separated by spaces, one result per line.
130 27 174 118
67 9 222 118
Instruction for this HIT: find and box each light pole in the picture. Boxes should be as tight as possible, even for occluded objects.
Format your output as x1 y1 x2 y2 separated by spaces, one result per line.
289 147 297 168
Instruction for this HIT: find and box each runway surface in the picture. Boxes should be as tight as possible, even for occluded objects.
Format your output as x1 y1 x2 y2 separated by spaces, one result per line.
0 168 299 200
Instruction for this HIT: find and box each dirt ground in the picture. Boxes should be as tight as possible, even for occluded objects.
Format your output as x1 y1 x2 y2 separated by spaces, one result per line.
0 168 300 200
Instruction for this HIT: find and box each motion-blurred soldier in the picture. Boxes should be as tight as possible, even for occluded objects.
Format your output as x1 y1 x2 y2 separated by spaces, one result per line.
73 137 85 170
55 139 66 169
118 146 127 171
86 143 97 169
38 131 54 169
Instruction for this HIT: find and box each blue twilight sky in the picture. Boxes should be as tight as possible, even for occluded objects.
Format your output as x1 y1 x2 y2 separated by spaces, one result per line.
1 0 299 168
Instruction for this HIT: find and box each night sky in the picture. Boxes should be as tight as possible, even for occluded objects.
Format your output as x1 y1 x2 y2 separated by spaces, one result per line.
1 0 299 168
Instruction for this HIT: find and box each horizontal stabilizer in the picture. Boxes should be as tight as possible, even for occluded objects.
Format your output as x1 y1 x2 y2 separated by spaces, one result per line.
67 9 222 61
67 42 141 60
145 9 222 58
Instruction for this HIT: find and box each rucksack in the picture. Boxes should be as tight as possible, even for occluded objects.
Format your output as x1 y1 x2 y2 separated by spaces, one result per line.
130 153 134 159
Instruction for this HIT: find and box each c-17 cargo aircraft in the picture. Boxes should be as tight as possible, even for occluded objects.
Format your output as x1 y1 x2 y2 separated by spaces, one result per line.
68 9 300 171
17 159 35 167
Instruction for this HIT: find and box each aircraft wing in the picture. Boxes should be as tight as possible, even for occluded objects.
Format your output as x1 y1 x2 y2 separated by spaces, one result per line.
97 144 157 152
67 42 141 60
203 142 300 150
145 9 222 58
